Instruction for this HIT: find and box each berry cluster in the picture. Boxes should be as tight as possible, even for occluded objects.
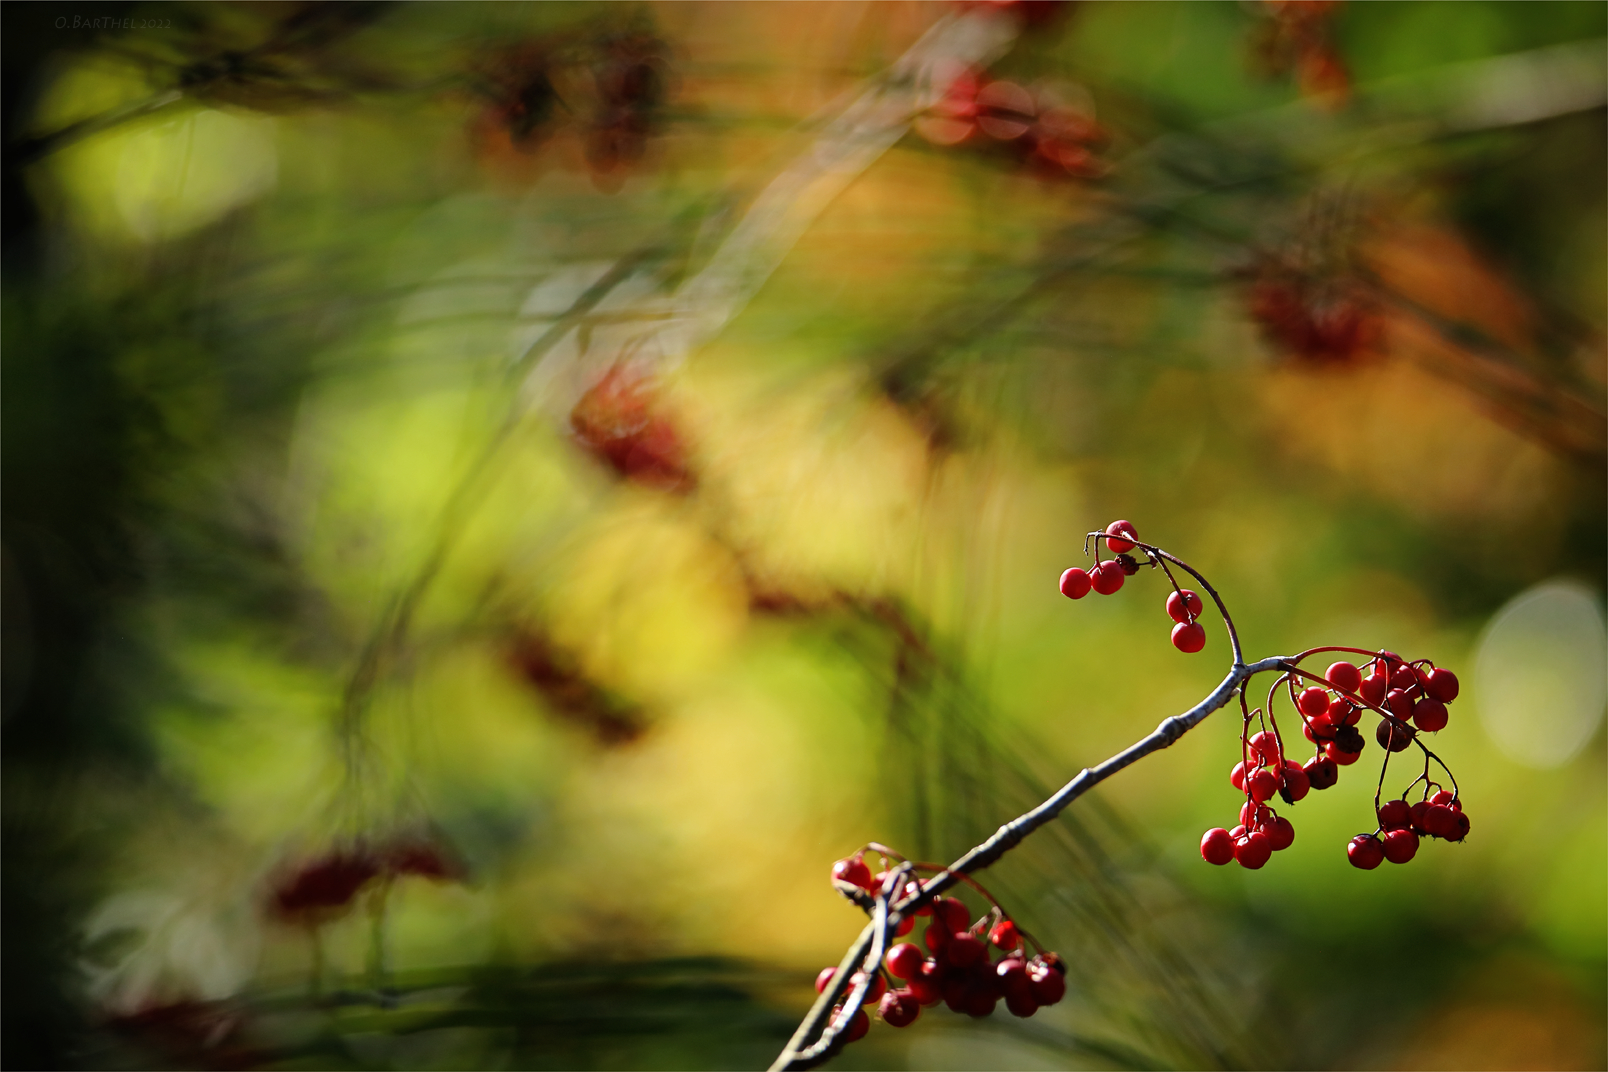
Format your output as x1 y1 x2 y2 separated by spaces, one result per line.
268 835 461 924
1059 521 1210 654
1201 650 1468 871
915 65 1107 180
819 849 1067 1044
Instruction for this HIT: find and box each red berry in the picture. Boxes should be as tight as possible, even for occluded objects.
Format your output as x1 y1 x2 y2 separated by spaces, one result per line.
1166 589 1204 623
964 988 999 1018
1386 689 1415 721
1410 801 1431 834
1090 560 1125 594
1298 687 1331 717
1347 833 1385 869
1280 761 1310 801
1248 767 1279 802
895 915 915 937
1249 731 1280 765
1240 801 1271 829
1413 697 1448 732
1326 661 1362 694
908 962 943 1005
832 855 873 890
1382 828 1419 864
1234 830 1272 869
1447 809 1470 842
833 1005 870 1042
1425 667 1459 703
1104 520 1138 553
1171 621 1206 653
1200 827 1234 865
887 942 924 980
1004 988 1039 1018
879 989 920 1027
853 970 887 1004
996 957 1032 1001
1389 665 1419 692
1265 815 1295 851
1423 804 1456 839
1326 740 1362 765
1359 671 1388 707
1429 789 1455 806
1028 961 1066 1006
902 880 932 915
816 967 838 993
1328 697 1360 725
936 897 971 933
1229 824 1246 839
1376 718 1415 752
1304 756 1339 790
946 933 985 967
1303 711 1336 743
1059 567 1091 599
1230 760 1251 791
1378 799 1411 830
988 920 1021 951
924 921 949 953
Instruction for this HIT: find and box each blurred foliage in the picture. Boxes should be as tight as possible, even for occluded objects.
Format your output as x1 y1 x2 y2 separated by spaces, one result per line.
3 2 1605 1070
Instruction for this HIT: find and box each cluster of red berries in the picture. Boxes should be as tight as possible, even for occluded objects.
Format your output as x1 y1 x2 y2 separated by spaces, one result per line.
915 65 1107 180
821 852 1067 1043
1246 263 1379 366
1348 788 1470 868
1200 650 1468 870
1248 0 1350 105
1059 521 1209 653
268 836 460 923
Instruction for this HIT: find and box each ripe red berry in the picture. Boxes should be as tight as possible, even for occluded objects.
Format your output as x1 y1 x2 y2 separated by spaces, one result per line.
1234 830 1272 869
1429 789 1455 806
1239 801 1272 829
832 855 873 889
1422 804 1456 839
1090 560 1125 594
1326 661 1362 694
833 1005 870 1042
1104 520 1138 553
1376 718 1415 752
988 920 1021 951
1347 833 1385 869
1409 800 1430 834
853 971 888 1004
1425 667 1460 703
1280 761 1310 801
1327 697 1360 726
1248 767 1279 803
1171 621 1206 653
1303 711 1336 743
1326 740 1362 765
1389 665 1419 692
1382 828 1419 864
1359 671 1388 707
996 957 1032 1001
902 880 932 915
935 897 971 933
895 915 915 937
1200 827 1234 865
924 921 949 953
964 989 999 1018
879 989 920 1027
1230 760 1252 791
1166 589 1204 623
816 967 838 993
1003 984 1038 1018
1378 799 1411 830
908 962 943 1006
1265 815 1295 851
887 942 924 980
1298 687 1331 717
946 933 985 967
1447 809 1470 842
1059 567 1092 599
1304 755 1339 790
1413 697 1448 732
1386 689 1416 721
1028 961 1066 1006
1249 731 1280 765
